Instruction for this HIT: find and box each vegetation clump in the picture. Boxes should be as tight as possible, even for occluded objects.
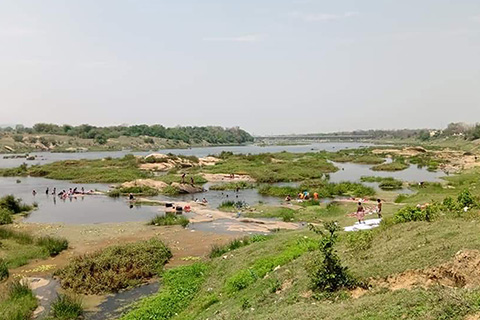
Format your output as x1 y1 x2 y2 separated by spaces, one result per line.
108 185 159 197
0 280 38 320
360 176 403 190
0 208 13 225
307 222 360 293
258 181 375 198
0 258 8 281
209 235 270 258
149 214 189 228
371 160 409 171
209 181 256 191
49 294 83 320
56 239 172 294
0 195 34 214
121 263 209 320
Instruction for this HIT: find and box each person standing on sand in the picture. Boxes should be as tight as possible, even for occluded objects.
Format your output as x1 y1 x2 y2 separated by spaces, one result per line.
377 199 383 219
356 201 365 224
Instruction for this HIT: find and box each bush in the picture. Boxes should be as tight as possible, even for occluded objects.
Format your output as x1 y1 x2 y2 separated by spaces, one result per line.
36 236 69 256
308 222 359 292
0 208 13 225
393 204 440 224
394 194 408 203
0 279 37 320
457 189 477 208
12 134 24 142
0 195 33 214
56 239 172 294
0 258 8 281
50 294 83 320
8 280 33 300
149 214 189 228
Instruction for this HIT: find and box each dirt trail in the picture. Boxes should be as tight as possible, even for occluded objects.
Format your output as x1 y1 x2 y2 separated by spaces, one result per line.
373 250 480 290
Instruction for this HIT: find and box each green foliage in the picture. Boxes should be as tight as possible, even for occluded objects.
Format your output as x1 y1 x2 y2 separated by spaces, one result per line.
224 237 318 293
36 236 69 256
108 186 159 197
121 263 209 320
394 194 409 203
328 151 385 165
149 214 189 228
308 222 359 292
360 176 403 190
0 208 13 225
457 189 477 208
345 230 375 252
0 280 37 320
206 152 337 183
0 195 33 214
161 185 181 195
49 294 83 320
209 235 270 258
258 181 375 199
209 181 256 190
0 258 8 281
56 239 172 294
371 160 409 171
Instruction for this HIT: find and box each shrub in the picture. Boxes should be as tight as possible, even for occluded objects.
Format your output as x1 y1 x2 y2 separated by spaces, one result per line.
0 258 8 281
0 279 37 320
392 204 440 224
307 222 359 292
50 294 83 320
394 194 408 203
457 189 477 208
149 214 189 228
56 239 172 294
36 236 69 256
8 280 33 300
12 134 24 142
0 208 13 225
0 195 33 214
162 185 181 196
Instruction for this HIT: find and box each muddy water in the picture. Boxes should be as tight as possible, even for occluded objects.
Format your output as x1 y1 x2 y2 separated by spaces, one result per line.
0 142 375 168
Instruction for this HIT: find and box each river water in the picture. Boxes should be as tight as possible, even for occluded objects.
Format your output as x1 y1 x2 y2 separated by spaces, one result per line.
0 142 445 225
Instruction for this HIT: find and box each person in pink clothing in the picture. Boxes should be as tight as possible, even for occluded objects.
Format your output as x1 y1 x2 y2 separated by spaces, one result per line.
356 201 365 224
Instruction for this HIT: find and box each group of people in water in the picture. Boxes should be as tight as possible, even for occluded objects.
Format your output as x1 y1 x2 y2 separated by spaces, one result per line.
32 186 94 200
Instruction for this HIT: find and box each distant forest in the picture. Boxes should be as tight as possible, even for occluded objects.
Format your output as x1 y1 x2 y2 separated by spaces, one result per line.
0 123 254 145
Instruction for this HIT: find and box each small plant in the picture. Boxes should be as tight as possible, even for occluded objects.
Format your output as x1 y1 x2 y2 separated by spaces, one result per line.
50 294 83 320
8 280 33 299
307 222 359 292
0 258 8 281
457 189 477 208
0 208 13 225
345 230 375 252
149 214 189 228
36 236 69 256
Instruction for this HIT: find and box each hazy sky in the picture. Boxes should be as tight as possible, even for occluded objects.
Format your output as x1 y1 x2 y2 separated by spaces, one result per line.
1 0 480 135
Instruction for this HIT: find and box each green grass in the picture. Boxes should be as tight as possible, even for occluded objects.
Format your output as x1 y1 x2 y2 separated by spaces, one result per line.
0 280 38 320
209 235 270 258
1 155 150 183
0 258 8 281
209 181 256 190
121 263 209 320
360 176 403 190
258 181 375 199
371 160 409 171
328 152 385 165
49 294 83 320
0 228 69 269
56 239 172 294
108 186 159 197
205 152 337 182
156 174 207 185
149 214 189 228
0 208 13 225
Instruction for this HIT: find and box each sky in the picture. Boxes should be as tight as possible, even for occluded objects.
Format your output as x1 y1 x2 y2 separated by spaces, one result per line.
1 0 480 135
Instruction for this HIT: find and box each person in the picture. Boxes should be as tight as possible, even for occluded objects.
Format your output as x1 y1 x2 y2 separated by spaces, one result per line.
190 177 194 186
202 198 208 204
129 193 134 201
46 187 49 195
52 187 56 195
376 199 382 218
285 194 291 202
32 189 37 196
81 187 85 194
313 192 319 200
356 201 365 224
181 173 186 184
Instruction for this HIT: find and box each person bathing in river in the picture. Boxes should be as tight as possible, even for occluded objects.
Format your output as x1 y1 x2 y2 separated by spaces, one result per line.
376 199 382 219
32 190 37 196
202 198 208 204
356 201 365 224
285 194 292 202
46 187 49 195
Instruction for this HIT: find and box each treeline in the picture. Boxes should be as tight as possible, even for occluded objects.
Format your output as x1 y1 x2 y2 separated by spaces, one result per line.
1 123 254 145
310 122 480 141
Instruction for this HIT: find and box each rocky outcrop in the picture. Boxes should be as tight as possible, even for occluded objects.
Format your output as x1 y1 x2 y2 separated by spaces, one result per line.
121 179 168 190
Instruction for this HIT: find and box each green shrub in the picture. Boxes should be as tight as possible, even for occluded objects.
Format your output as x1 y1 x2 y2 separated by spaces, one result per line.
308 222 359 292
50 294 83 320
209 181 256 190
12 134 24 142
457 189 477 208
394 194 408 203
0 258 8 281
161 185 181 196
392 204 440 224
0 208 13 225
36 236 69 256
56 239 172 294
0 195 33 214
149 214 189 228
371 161 409 171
